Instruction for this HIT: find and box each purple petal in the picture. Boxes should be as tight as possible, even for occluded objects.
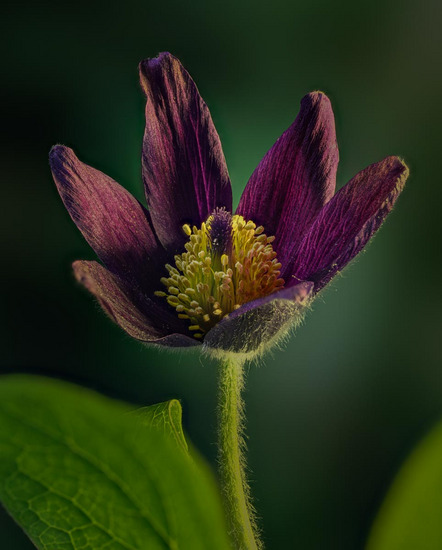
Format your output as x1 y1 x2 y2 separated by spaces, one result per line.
285 156 409 290
236 92 339 264
148 333 200 348
50 146 165 293
140 52 232 253
203 281 313 357
73 261 198 346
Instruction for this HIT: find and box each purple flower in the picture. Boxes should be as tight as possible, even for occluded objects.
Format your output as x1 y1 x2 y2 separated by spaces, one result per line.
50 52 408 358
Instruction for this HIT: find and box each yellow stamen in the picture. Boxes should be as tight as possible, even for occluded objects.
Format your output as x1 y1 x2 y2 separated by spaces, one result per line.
156 213 285 339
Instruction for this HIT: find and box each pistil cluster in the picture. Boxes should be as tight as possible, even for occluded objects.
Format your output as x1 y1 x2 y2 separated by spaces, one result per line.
155 208 285 338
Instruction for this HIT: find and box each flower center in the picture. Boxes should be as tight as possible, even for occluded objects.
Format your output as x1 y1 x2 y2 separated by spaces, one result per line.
155 208 285 339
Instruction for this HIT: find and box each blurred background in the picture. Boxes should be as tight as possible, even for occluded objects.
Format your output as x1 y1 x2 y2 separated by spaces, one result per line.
1 0 441 548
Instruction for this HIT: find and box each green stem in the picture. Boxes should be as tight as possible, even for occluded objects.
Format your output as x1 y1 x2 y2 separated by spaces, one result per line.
217 356 262 550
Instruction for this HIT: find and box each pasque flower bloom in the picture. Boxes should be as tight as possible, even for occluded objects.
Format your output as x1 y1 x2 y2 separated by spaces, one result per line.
50 52 408 358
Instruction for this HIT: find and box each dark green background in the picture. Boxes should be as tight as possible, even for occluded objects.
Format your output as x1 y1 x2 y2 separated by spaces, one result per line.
2 0 441 548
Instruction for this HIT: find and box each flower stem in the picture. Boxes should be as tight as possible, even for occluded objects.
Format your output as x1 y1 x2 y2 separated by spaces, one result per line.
217 356 262 550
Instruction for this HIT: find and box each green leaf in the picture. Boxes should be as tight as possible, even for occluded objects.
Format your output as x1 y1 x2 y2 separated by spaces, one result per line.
367 420 442 550
130 401 188 453
0 375 230 550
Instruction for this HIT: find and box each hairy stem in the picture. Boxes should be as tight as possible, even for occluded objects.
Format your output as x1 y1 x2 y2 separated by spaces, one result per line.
217 356 262 550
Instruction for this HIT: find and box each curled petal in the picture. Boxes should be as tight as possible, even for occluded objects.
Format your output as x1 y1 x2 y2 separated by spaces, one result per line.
50 146 165 292
285 156 409 290
237 92 339 264
73 261 197 346
140 52 232 253
203 281 313 358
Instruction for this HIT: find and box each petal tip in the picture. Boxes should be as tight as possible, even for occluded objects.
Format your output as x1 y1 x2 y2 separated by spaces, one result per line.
383 155 410 190
139 52 176 79
301 90 332 109
298 91 335 137
394 155 409 176
49 144 67 163
49 145 76 174
72 260 90 285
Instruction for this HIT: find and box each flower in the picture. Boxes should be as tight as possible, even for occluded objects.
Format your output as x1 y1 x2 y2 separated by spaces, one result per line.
50 52 408 359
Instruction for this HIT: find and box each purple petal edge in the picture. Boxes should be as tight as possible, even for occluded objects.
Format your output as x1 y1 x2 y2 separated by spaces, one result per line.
237 91 339 266
50 145 166 293
73 260 193 343
140 52 232 254
148 333 201 348
203 281 313 356
286 156 408 291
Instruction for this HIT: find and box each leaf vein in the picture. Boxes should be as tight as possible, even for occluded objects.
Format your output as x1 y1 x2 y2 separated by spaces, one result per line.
0 404 175 550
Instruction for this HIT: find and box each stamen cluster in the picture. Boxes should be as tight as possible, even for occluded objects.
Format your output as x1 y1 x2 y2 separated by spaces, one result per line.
155 210 285 338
